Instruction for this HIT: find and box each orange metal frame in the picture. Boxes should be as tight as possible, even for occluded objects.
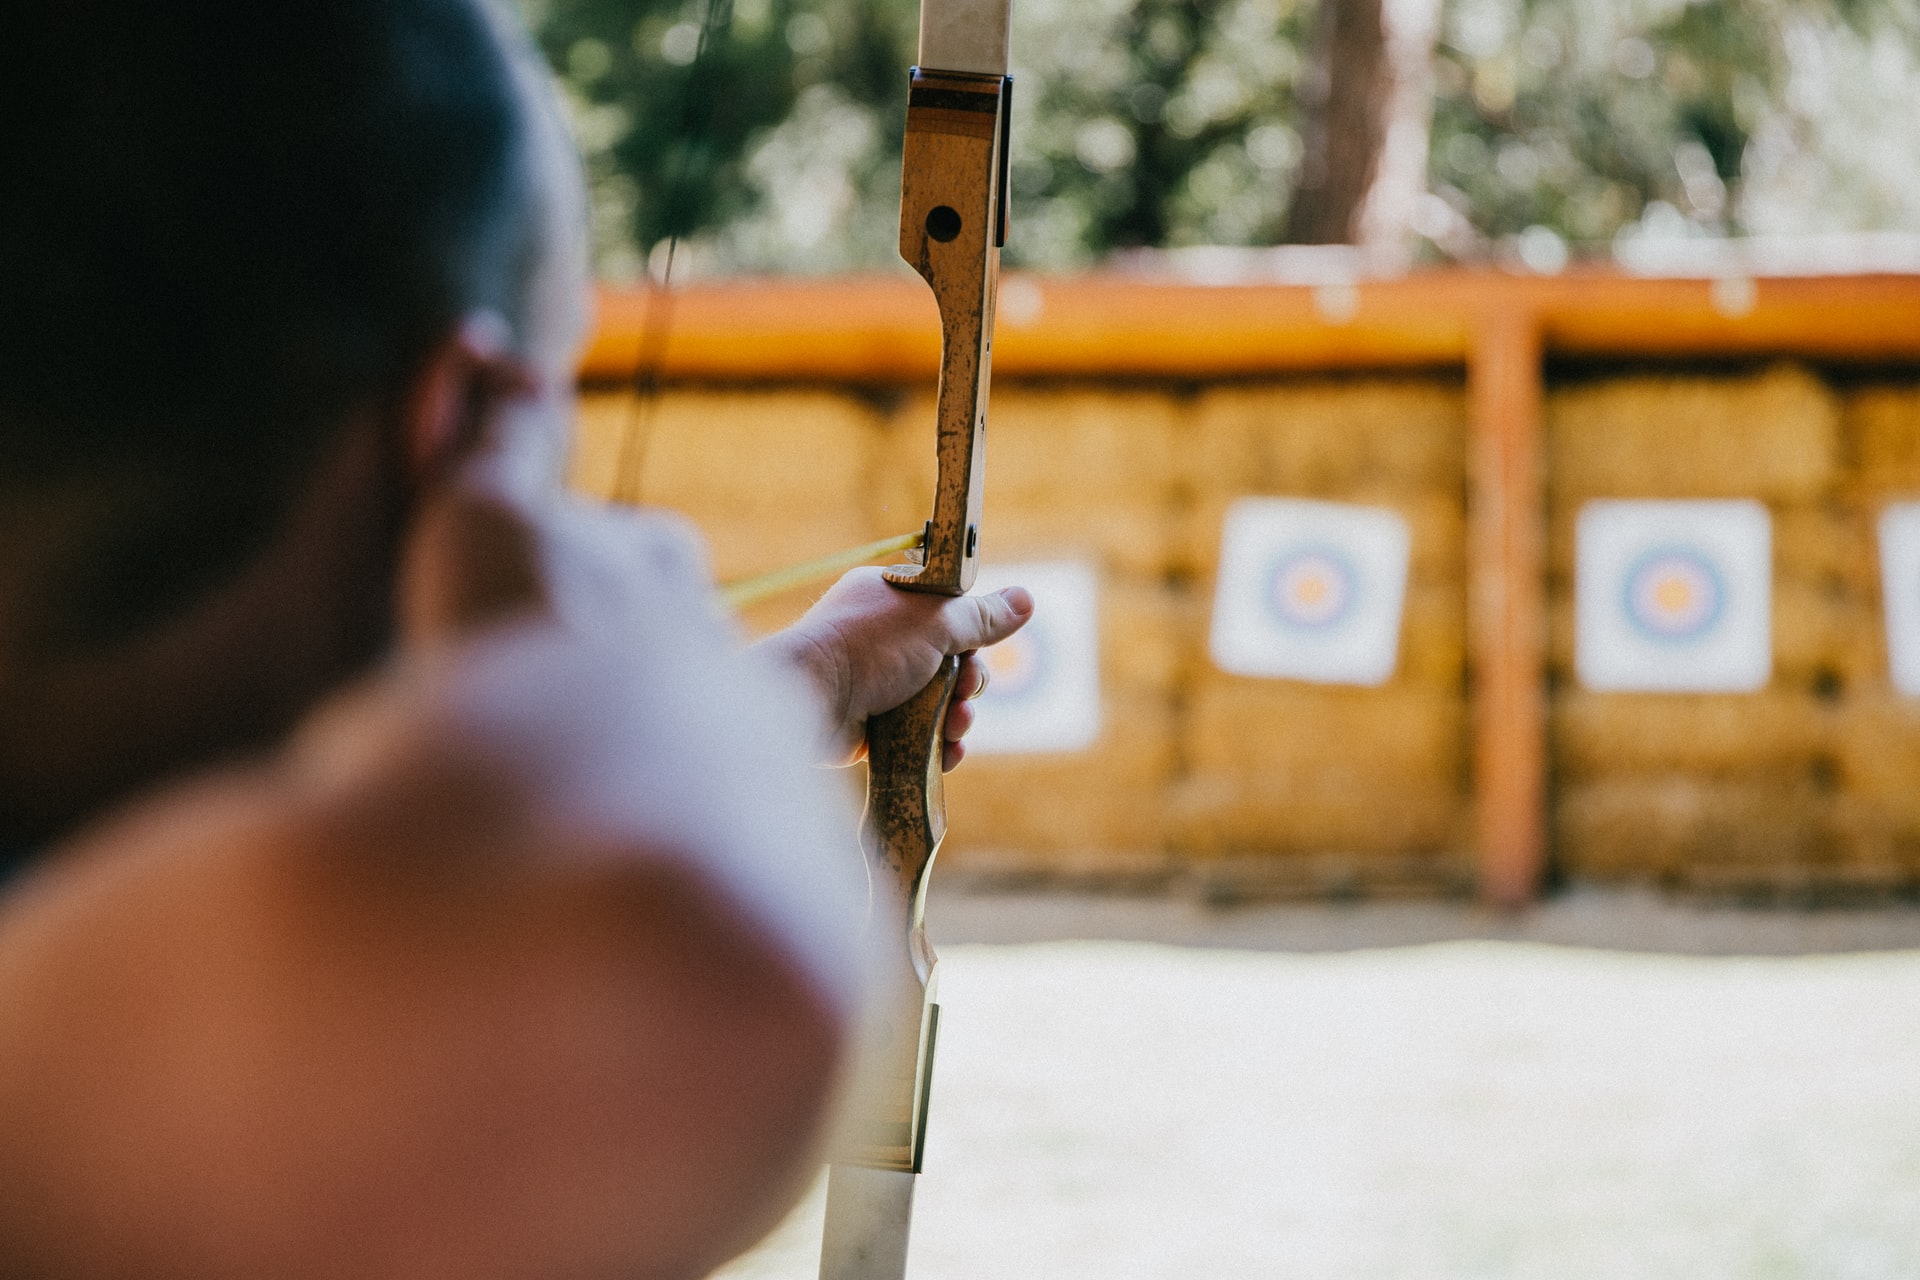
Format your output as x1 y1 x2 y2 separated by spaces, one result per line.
584 269 1920 905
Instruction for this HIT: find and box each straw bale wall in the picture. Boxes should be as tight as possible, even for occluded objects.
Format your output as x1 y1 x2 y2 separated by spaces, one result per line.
1168 382 1473 897
1546 365 1920 897
568 378 1474 896
567 359 1920 900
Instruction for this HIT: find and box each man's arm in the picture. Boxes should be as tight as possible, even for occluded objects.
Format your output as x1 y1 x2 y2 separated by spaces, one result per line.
0 375 1031 1278
0 613 859 1279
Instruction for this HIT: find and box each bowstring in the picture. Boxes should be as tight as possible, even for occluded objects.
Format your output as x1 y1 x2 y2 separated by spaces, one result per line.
613 0 734 507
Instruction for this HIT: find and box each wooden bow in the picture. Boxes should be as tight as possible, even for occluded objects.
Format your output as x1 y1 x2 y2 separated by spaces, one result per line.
816 1 1013 1276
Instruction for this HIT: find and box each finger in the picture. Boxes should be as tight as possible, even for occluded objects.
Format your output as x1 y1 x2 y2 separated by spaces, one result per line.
939 587 1033 656
941 739 966 773
953 652 989 702
942 695 976 743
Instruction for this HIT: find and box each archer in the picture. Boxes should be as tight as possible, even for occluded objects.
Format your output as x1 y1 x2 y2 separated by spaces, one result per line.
0 0 1031 1274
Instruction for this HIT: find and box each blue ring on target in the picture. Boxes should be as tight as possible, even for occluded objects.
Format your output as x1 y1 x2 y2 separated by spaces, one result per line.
1621 545 1725 643
1262 544 1360 633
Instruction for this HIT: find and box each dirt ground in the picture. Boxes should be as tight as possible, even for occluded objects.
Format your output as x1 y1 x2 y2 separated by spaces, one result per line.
720 888 1920 1279
925 882 1920 955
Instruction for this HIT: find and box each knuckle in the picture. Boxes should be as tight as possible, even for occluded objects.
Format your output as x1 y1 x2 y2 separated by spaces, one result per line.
963 594 997 639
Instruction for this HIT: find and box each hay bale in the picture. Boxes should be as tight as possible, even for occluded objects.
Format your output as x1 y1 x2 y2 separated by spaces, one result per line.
1819 794 1911 880
1095 574 1187 694
570 389 882 510
1544 503 1582 585
1171 670 1467 857
1775 503 1873 589
1546 500 1866 587
1183 850 1474 901
1675 858 1911 903
1556 777 1835 881
1837 621 1896 699
1551 690 1828 781
975 505 1178 582
1774 575 1878 685
1399 580 1469 686
942 690 1175 859
985 389 1185 501
875 388 1184 578
1544 570 1873 689
683 507 883 584
1546 595 1577 677
1177 382 1465 629
1179 489 1465 582
1183 678 1466 786
1167 770 1466 857
930 845 1177 890
1845 385 1920 496
567 390 884 583
568 393 631 499
1832 693 1920 829
1189 379 1467 497
1547 365 1841 504
1773 503 1878 687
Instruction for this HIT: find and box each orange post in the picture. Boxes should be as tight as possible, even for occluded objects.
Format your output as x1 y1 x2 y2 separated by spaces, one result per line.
1467 310 1547 906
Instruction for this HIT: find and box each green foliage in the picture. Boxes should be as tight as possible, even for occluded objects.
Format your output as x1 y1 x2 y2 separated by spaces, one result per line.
1427 0 1776 248
520 0 1315 271
521 0 1920 274
1008 0 1315 264
518 0 918 273
1425 0 1920 257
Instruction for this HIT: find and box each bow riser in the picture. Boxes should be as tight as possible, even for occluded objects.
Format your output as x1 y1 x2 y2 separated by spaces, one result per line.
834 65 1011 1179
820 19 1012 1280
887 69 1009 597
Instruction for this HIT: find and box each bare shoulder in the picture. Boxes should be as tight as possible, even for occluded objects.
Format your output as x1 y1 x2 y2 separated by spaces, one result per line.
0 623 861 1277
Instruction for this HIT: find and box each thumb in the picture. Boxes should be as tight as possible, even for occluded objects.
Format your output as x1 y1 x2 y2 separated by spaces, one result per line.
939 587 1035 656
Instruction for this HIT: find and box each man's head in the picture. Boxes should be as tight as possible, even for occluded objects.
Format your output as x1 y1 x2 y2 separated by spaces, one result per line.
0 0 586 655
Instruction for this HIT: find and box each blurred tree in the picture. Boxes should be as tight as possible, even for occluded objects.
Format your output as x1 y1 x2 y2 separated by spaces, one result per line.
518 0 916 276
1285 0 1391 243
1008 0 1316 263
1285 0 1443 253
521 0 1318 271
1423 0 1920 264
521 0 1920 275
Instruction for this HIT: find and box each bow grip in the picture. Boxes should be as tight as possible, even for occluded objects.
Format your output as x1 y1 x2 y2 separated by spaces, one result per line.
843 655 960 1172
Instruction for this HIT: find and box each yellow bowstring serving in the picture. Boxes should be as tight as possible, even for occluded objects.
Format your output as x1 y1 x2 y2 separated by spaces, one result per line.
719 530 926 608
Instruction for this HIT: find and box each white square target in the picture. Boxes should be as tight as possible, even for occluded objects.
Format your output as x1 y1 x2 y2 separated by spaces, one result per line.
1208 497 1412 685
966 561 1101 755
1877 503 1920 696
1575 499 1772 692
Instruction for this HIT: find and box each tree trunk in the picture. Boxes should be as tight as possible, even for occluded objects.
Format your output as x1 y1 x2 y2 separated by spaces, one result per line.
1284 0 1441 254
1284 0 1391 245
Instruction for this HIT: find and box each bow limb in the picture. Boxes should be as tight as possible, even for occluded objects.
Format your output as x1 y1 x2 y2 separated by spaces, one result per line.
818 2 1012 1276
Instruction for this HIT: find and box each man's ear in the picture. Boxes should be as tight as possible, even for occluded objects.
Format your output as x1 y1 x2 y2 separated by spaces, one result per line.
399 311 535 485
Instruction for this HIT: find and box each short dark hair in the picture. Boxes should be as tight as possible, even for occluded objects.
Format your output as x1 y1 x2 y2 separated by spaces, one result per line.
0 0 537 647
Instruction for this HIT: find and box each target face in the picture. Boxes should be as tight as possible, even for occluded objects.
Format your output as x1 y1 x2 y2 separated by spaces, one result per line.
1576 500 1771 692
1266 548 1358 631
979 623 1047 704
1623 549 1725 641
966 561 1101 755
1877 503 1920 696
1210 498 1411 685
